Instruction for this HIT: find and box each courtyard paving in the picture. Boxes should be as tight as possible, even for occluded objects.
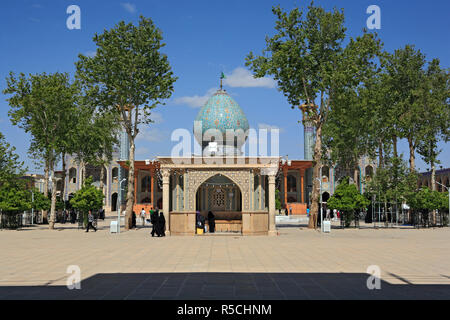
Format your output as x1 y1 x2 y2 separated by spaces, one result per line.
0 215 449 299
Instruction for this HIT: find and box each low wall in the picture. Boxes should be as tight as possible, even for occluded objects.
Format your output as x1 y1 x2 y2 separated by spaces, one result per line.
286 203 307 215
242 212 269 236
170 212 196 235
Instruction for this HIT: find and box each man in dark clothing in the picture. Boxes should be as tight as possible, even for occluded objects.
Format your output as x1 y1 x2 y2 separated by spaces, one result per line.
86 210 97 232
207 211 215 233
157 212 166 237
132 211 137 229
151 208 159 237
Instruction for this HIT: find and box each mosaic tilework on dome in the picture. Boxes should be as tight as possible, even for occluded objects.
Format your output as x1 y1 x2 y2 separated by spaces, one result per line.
194 89 249 138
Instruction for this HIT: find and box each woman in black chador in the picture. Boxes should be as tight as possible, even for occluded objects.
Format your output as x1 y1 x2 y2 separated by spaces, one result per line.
151 208 159 237
157 211 166 237
207 211 215 233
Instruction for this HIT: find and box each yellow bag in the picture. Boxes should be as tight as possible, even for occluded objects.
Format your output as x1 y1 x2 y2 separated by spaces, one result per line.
196 228 204 235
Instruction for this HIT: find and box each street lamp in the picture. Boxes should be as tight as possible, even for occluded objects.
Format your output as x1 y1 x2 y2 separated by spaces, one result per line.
436 181 450 226
116 178 127 234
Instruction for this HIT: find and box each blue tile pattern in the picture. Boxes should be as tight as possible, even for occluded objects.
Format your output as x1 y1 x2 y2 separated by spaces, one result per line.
194 89 249 142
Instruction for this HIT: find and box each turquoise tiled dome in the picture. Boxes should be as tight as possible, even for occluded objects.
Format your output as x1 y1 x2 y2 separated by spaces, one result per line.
194 89 249 147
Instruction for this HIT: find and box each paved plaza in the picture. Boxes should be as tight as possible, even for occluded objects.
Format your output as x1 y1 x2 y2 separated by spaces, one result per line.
0 216 449 299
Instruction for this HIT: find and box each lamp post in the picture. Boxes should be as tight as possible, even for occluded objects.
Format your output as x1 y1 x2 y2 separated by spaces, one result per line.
436 181 450 226
117 178 127 234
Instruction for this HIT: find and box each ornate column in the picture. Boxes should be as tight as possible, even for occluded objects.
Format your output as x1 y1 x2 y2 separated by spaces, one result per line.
162 169 171 235
150 169 154 208
268 173 277 236
283 167 288 207
300 169 305 203
134 169 138 205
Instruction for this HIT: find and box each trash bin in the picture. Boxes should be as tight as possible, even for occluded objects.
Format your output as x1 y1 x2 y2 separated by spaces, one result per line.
323 220 331 233
110 221 118 233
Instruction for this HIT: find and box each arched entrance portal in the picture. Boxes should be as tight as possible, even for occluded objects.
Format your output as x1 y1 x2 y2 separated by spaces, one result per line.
111 193 118 212
195 174 242 232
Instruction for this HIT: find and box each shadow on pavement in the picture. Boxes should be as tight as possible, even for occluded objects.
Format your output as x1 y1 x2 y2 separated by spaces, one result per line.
0 272 449 300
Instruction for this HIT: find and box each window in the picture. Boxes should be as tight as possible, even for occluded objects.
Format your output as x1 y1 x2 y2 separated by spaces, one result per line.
141 176 151 193
69 168 77 184
287 175 297 192
112 168 119 182
322 166 330 183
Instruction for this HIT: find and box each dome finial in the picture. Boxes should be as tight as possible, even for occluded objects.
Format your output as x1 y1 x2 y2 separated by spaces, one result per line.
220 72 226 90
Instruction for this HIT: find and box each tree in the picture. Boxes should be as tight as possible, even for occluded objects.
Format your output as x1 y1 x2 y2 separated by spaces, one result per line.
3 72 78 229
69 176 104 226
327 177 370 227
246 3 380 228
76 16 177 230
382 45 428 171
0 131 25 184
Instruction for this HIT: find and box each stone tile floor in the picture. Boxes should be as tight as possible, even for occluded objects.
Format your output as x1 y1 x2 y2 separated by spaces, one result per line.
0 216 449 299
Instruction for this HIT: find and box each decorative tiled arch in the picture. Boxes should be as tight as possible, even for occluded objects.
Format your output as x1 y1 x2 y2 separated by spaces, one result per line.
186 169 251 211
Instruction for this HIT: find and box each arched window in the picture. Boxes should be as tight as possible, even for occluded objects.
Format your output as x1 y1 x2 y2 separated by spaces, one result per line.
287 175 297 192
141 176 151 193
112 168 119 182
322 166 330 182
69 168 77 184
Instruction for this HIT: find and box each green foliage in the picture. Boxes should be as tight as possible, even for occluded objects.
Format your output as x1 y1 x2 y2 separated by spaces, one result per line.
0 132 25 184
69 177 104 214
0 180 31 213
29 188 51 211
366 157 418 204
328 177 370 227
275 189 281 211
75 16 177 135
246 2 381 229
406 187 448 212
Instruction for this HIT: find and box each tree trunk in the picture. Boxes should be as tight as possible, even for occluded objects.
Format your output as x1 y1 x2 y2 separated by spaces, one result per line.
393 136 398 159
49 163 57 230
125 138 135 230
61 153 66 203
308 123 322 229
100 163 106 207
43 161 49 224
354 168 359 191
407 136 416 171
431 160 436 225
378 141 383 168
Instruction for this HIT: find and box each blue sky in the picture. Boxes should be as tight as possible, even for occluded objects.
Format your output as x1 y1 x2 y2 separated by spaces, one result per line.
0 0 449 174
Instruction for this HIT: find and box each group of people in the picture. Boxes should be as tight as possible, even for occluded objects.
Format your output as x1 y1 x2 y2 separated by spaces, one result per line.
131 207 166 237
196 211 216 233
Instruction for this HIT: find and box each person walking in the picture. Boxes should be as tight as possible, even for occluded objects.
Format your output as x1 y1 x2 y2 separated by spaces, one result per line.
150 207 159 237
86 210 97 232
157 211 166 237
132 211 137 229
207 211 215 233
140 208 146 227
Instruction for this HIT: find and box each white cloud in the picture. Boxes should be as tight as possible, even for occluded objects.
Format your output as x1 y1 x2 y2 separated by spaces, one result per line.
121 2 136 13
136 126 166 142
258 123 284 133
173 88 216 108
224 67 276 88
